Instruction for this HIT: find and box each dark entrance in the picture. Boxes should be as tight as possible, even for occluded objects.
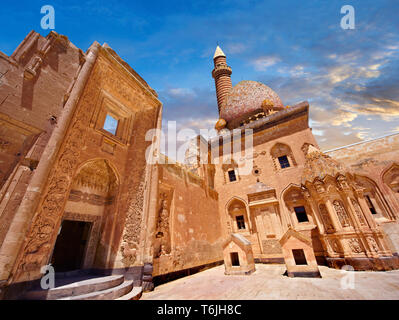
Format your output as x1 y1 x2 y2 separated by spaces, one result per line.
51 220 91 272
292 249 307 265
231 252 240 266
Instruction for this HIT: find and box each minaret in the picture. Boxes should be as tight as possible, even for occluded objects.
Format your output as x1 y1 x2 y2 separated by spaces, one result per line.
212 46 232 114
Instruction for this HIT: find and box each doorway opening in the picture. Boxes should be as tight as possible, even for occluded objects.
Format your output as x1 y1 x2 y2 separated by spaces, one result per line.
292 249 307 265
231 252 240 266
51 220 92 273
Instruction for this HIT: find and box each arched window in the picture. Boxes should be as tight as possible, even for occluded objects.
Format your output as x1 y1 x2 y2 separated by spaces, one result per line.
283 186 312 226
355 175 394 220
270 143 297 171
227 199 249 233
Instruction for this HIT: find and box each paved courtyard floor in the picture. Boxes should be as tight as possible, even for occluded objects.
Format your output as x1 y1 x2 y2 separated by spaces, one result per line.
142 264 399 300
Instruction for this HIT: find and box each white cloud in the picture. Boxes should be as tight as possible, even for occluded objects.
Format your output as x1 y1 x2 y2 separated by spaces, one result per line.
251 56 281 71
168 88 195 97
226 43 246 54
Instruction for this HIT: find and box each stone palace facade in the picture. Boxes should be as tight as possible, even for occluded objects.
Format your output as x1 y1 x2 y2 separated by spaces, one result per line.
0 32 398 299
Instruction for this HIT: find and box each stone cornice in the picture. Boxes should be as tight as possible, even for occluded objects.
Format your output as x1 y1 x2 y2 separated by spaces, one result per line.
99 45 162 107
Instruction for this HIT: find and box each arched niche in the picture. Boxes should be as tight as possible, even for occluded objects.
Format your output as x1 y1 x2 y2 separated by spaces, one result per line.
282 185 324 259
283 185 313 227
270 143 297 171
383 163 399 194
226 198 250 234
355 175 394 220
51 159 120 272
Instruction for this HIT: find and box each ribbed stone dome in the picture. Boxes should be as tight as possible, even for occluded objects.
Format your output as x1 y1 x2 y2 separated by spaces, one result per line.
220 80 284 128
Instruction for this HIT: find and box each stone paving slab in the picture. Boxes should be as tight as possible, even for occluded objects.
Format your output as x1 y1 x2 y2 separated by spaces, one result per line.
142 264 399 300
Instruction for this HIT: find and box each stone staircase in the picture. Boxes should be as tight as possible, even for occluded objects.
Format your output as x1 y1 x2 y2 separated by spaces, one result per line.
22 271 142 300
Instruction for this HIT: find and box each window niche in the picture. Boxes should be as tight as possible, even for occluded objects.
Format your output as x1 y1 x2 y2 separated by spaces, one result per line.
222 160 240 184
278 155 290 169
228 199 249 233
103 114 119 136
228 170 237 182
271 143 297 171
294 206 309 223
91 95 134 146
236 215 246 230
356 175 394 220
283 186 313 227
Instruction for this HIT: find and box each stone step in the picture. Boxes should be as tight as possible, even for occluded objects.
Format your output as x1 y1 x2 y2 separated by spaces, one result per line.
116 286 143 300
23 275 124 300
58 280 134 300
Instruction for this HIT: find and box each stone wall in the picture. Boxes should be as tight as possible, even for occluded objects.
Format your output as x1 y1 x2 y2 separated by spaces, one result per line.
0 31 83 251
153 161 224 278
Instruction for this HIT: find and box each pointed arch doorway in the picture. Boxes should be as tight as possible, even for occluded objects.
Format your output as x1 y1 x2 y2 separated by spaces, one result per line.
50 159 119 273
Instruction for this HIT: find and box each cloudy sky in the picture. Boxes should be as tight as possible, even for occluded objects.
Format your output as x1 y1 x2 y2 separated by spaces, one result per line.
1 0 398 158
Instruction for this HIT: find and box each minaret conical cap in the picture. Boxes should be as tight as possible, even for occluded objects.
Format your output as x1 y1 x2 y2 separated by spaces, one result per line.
213 45 226 59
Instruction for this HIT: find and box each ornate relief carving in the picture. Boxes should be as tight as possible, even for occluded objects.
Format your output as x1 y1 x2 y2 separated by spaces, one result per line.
14 62 105 280
73 160 117 193
328 238 340 253
333 200 351 227
120 175 146 266
155 191 172 258
348 238 364 253
351 199 367 226
367 236 379 252
314 179 326 193
318 204 334 233
336 175 350 191
301 186 311 199
68 189 114 206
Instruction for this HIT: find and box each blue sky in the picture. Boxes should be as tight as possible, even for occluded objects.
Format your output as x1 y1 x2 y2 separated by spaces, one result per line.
1 0 399 153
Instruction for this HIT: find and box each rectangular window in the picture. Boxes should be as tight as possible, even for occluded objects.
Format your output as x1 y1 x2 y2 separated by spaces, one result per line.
103 114 119 135
278 155 290 169
292 249 307 265
231 252 240 266
294 206 309 223
228 170 237 182
236 215 246 230
366 195 377 215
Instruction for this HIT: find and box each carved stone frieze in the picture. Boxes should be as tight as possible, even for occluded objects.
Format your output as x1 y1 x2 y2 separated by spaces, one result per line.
333 200 351 227
318 204 334 233
68 189 114 206
367 236 379 253
120 175 146 266
351 198 367 226
348 238 364 253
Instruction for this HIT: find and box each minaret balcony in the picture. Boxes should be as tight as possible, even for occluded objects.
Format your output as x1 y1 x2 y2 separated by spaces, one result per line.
212 65 232 78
